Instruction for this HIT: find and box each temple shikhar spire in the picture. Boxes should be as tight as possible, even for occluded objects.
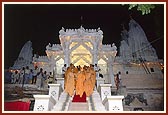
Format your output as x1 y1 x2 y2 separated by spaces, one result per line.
119 18 158 62
10 41 34 70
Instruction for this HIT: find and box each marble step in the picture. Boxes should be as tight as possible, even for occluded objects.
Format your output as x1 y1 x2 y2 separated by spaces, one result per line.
68 102 88 111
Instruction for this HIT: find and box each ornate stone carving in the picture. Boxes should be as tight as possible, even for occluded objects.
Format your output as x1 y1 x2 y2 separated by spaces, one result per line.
37 105 45 111
51 91 57 97
59 26 103 38
112 106 120 110
104 91 109 97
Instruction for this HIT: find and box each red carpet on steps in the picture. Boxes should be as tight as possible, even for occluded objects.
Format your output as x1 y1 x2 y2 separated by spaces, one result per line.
72 92 86 102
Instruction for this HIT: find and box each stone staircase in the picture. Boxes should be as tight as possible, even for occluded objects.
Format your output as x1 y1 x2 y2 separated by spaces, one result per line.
33 83 124 112
51 89 105 111
90 90 106 111
68 102 88 111
52 91 71 111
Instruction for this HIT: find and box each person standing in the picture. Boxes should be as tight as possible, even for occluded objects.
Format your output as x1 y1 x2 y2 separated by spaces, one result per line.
62 64 67 78
19 67 25 84
11 70 19 84
94 64 101 78
25 66 30 84
118 71 122 87
41 71 47 89
84 67 93 97
32 66 38 84
76 67 85 97
47 72 54 84
65 67 75 96
29 69 33 84
36 68 43 90
90 65 96 90
11 71 15 84
115 73 120 90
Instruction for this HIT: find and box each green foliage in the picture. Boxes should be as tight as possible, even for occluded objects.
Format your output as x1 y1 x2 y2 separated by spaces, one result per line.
123 4 155 15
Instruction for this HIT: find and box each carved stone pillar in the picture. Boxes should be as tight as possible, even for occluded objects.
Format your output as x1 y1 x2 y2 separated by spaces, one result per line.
64 41 70 66
93 52 98 65
108 55 115 87
50 57 56 82
64 52 69 66
53 66 57 83
93 42 98 64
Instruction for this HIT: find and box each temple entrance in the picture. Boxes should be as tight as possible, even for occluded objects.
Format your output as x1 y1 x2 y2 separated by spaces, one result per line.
69 41 93 67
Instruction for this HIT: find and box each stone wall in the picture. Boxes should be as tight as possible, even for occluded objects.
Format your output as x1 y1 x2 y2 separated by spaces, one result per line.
119 73 164 111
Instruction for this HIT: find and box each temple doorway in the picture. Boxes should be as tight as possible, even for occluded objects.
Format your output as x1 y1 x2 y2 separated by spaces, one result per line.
69 41 93 67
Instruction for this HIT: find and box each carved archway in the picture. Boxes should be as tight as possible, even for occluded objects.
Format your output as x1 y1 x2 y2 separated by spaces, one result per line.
69 41 93 67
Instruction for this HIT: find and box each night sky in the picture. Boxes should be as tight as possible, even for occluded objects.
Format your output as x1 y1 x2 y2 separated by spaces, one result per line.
4 4 164 69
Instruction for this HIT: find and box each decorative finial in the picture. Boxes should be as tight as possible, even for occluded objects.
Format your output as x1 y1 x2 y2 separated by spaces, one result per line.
61 27 65 30
97 27 100 31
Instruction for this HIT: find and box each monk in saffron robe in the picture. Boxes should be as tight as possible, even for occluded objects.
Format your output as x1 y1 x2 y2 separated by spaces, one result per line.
84 67 94 97
64 67 70 90
73 67 78 89
64 64 75 89
65 67 75 96
76 68 85 97
90 65 96 90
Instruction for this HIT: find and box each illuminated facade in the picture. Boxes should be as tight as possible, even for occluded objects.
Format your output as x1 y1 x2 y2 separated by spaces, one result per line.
33 26 117 86
32 24 164 111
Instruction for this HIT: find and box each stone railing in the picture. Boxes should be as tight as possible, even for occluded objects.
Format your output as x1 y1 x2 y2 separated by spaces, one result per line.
98 84 112 101
52 91 70 111
33 95 56 111
33 83 63 111
102 96 124 111
48 84 62 102
91 90 106 111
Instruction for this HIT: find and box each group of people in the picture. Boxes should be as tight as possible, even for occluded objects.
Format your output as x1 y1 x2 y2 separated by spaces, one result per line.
10 66 54 89
63 63 98 97
9 63 102 93
11 66 36 84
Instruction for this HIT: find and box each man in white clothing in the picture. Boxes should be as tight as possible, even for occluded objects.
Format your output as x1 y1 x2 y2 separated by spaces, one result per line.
32 66 39 84
25 66 30 84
